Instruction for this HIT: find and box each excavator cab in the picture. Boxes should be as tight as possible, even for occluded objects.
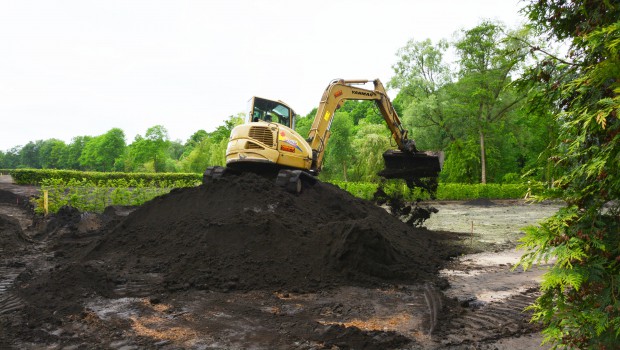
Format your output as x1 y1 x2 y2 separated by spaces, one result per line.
248 97 295 129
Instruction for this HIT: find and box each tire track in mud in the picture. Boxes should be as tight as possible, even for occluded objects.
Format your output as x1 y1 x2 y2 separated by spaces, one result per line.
436 290 540 347
114 273 164 297
0 254 25 315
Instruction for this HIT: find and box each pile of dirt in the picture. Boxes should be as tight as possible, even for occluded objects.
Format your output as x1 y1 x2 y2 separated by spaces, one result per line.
83 172 453 292
15 173 461 323
0 214 30 254
0 189 29 207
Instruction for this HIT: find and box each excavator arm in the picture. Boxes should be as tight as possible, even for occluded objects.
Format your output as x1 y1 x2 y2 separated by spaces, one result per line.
306 79 440 180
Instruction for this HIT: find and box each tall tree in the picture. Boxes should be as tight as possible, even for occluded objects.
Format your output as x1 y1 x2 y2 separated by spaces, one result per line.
453 21 530 183
168 140 184 161
0 147 21 169
517 1 620 348
348 122 392 182
182 130 208 158
390 38 455 150
390 23 534 183
321 111 354 181
80 128 126 171
179 115 243 173
129 125 171 172
20 140 43 168
38 139 67 169
61 136 92 170
294 108 316 138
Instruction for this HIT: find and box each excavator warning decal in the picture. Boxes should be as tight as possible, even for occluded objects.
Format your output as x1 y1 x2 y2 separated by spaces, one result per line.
324 111 331 121
280 144 295 153
283 139 303 152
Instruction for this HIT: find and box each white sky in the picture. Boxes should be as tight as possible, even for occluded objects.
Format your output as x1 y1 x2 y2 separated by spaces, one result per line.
0 0 526 151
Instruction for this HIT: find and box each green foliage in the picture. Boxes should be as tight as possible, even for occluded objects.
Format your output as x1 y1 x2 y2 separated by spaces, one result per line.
178 114 244 173
35 177 196 214
390 22 546 184
126 125 171 172
38 139 67 169
329 180 539 201
320 111 354 181
20 140 43 168
62 136 92 170
294 108 316 137
182 129 208 158
347 122 392 182
0 147 20 169
516 1 620 347
438 182 541 200
328 181 378 200
79 128 126 172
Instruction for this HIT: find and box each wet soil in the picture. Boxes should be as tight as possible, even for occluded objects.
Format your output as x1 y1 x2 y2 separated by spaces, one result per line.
0 175 560 349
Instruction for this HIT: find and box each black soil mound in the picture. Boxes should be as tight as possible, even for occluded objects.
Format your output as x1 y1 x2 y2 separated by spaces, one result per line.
0 189 29 207
0 214 29 254
14 172 463 325
82 172 451 293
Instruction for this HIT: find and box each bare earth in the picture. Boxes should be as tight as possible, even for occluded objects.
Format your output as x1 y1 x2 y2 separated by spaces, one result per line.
0 176 561 349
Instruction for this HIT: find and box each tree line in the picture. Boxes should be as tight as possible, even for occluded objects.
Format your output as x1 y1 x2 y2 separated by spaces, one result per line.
0 20 555 185
0 115 243 174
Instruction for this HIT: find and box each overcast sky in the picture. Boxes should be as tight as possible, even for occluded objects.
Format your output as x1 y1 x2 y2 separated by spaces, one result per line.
0 0 526 151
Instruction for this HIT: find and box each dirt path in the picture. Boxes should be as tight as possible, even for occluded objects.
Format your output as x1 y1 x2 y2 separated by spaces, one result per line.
0 179 561 349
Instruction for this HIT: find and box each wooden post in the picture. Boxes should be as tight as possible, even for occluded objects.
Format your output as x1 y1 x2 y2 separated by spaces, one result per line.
43 190 49 216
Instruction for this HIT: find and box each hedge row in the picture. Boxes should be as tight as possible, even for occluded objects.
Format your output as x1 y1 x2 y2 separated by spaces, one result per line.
3 169 201 187
328 180 544 201
436 182 544 200
1 169 545 202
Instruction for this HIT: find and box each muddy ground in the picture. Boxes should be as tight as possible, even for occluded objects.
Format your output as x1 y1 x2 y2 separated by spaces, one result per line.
0 174 561 349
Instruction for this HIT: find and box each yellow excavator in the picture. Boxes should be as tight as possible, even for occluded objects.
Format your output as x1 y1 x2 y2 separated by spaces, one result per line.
203 78 441 193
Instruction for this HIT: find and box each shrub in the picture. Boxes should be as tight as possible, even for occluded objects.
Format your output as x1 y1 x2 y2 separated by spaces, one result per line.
34 177 196 214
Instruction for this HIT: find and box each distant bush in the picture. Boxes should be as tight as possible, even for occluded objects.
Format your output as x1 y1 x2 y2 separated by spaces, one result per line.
8 169 201 187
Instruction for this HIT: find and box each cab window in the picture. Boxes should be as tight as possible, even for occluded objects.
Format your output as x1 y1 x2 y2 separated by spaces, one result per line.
249 97 292 128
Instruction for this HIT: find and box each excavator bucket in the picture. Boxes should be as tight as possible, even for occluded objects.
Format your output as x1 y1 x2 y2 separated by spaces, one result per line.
379 150 442 180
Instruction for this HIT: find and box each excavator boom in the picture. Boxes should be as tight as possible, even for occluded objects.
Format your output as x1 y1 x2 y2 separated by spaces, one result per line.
307 79 441 181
